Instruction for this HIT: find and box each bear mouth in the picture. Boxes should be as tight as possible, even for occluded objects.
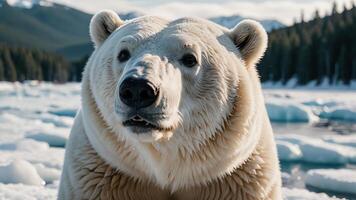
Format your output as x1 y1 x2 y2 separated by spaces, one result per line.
123 115 162 133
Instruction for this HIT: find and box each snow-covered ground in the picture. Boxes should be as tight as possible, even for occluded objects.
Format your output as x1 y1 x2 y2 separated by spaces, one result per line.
305 169 356 196
264 88 356 122
0 81 356 199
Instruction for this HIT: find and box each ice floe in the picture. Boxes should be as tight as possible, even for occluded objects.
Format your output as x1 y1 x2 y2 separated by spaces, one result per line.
0 183 56 200
319 106 356 122
33 164 61 184
305 169 356 195
283 188 342 200
276 135 356 164
0 160 44 186
266 102 317 123
276 141 302 161
26 127 70 147
48 108 77 118
0 139 49 152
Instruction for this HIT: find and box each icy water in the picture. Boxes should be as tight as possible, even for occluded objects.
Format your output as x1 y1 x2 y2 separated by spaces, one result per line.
274 121 356 199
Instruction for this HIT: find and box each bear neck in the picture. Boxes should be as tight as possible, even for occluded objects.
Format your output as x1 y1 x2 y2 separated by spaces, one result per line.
81 66 266 191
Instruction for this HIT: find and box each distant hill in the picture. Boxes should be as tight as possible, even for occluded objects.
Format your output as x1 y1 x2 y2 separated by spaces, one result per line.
0 43 71 82
58 13 284 61
0 1 285 61
55 43 93 61
0 1 91 51
55 11 144 60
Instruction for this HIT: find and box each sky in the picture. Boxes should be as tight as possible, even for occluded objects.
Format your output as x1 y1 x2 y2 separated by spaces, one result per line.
53 0 354 25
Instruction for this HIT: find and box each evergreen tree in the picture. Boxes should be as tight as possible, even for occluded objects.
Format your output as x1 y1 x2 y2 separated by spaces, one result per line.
0 59 4 80
313 9 321 19
2 48 17 81
0 44 70 82
259 3 356 85
332 1 338 14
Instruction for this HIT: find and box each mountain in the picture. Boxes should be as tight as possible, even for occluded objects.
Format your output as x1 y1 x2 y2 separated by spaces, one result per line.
0 1 145 60
2 0 53 9
0 0 284 61
55 11 143 60
0 0 91 51
210 15 284 32
58 13 284 61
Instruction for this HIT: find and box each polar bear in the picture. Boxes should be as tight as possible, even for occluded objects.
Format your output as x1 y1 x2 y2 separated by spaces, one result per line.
58 10 282 200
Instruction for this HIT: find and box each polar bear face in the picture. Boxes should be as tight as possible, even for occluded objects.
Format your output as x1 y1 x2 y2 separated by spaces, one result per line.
87 10 267 146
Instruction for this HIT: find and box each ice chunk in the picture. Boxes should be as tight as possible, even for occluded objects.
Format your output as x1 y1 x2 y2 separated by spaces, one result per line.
305 169 356 195
33 164 61 183
0 160 44 186
37 114 73 128
302 99 338 107
276 135 356 164
0 183 56 200
266 102 317 123
276 141 302 161
283 188 341 200
323 135 356 148
49 108 77 118
0 139 49 152
319 107 356 122
0 113 24 124
26 127 69 147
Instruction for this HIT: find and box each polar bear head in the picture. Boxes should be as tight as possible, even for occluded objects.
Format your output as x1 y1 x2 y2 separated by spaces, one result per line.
82 10 267 189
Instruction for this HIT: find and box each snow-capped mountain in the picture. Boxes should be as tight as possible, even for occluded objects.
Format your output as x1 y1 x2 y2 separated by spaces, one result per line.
210 15 284 32
0 0 284 60
3 0 285 32
4 0 52 9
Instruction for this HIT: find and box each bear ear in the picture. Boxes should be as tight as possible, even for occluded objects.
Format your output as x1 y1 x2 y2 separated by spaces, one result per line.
229 20 268 67
90 10 124 48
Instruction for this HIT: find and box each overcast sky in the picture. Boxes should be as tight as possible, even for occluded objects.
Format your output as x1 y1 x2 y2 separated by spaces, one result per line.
53 0 353 25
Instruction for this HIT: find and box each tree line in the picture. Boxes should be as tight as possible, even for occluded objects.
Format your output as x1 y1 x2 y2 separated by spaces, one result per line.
259 2 356 85
0 44 86 82
1 2 355 85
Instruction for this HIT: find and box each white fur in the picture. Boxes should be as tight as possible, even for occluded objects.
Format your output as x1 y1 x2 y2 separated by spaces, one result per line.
59 10 282 200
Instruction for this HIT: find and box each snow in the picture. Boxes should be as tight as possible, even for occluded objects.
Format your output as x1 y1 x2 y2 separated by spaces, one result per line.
320 107 356 122
26 133 67 148
283 188 341 200
36 113 74 128
276 135 356 164
5 0 53 9
26 127 70 147
0 82 356 199
0 139 49 152
276 141 302 161
305 169 356 195
33 164 61 183
0 160 44 186
322 135 356 148
48 108 77 118
264 88 356 123
0 183 57 200
266 102 317 123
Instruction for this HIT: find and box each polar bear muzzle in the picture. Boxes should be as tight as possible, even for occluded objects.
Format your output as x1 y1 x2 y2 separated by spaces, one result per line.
119 77 159 109
118 77 162 134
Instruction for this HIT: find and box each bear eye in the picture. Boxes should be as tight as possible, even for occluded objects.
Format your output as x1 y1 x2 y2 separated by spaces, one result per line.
118 49 131 62
181 53 198 68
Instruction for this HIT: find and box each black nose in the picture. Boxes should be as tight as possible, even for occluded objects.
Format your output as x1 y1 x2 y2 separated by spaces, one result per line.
119 77 158 109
